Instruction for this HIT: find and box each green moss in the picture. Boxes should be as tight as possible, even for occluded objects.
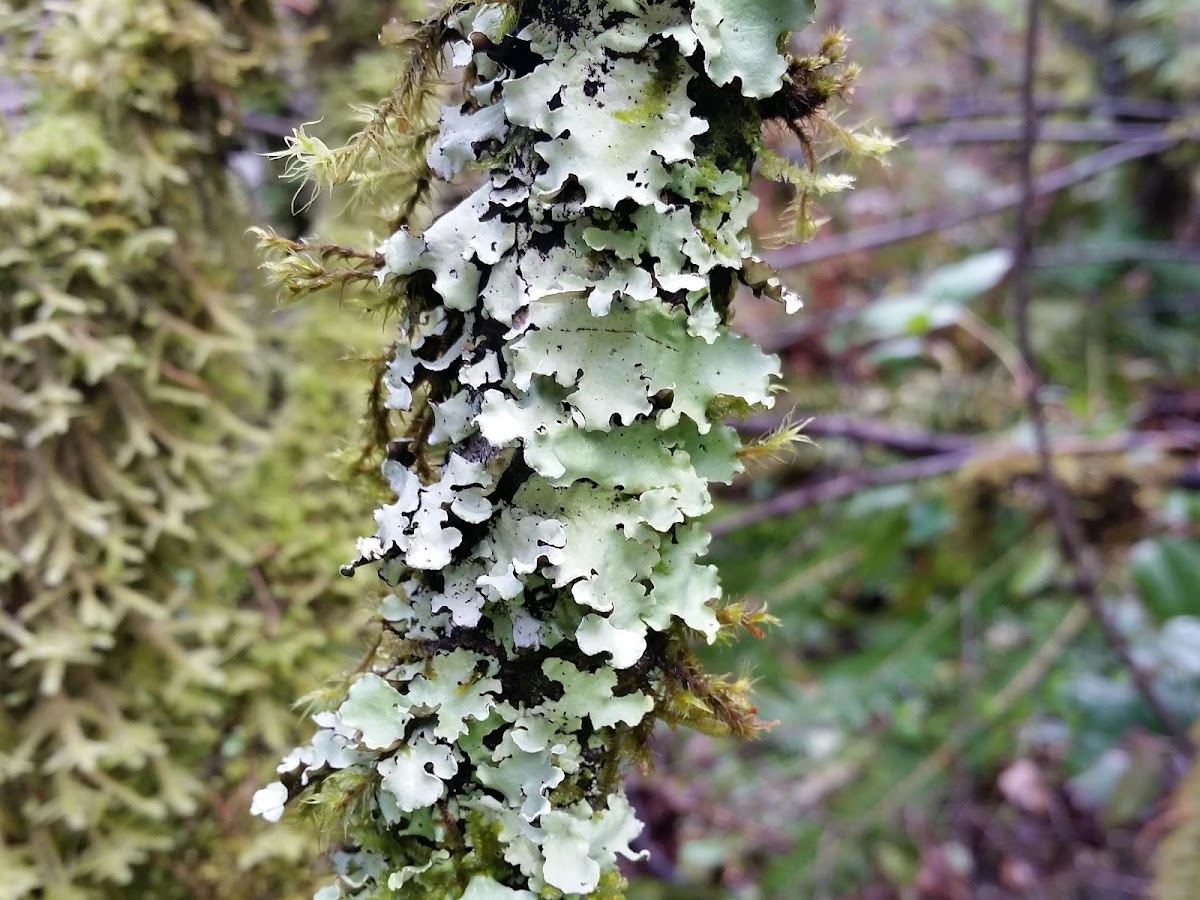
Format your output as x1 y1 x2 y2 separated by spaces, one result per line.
462 812 509 876
614 49 685 126
688 71 762 176
0 3 385 897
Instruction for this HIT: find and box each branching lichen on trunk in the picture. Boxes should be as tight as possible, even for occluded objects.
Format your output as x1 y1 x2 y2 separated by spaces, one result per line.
255 1 879 897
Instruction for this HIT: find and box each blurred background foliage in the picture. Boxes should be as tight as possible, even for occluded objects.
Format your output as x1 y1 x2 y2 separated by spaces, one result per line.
2 0 1199 898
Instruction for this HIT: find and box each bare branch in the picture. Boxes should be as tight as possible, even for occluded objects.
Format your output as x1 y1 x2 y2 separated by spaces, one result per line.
1034 241 1200 268
903 120 1165 146
710 427 1200 538
766 131 1185 269
1008 0 1190 752
711 452 968 538
894 95 1189 127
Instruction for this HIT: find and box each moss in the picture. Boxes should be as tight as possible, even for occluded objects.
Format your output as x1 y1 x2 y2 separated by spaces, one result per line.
613 48 685 126
461 811 508 875
0 3 384 897
688 66 763 176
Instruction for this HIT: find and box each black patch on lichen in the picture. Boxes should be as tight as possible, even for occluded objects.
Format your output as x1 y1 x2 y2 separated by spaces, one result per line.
686 56 761 174
496 646 568 707
709 266 737 318
487 35 541 76
517 0 590 39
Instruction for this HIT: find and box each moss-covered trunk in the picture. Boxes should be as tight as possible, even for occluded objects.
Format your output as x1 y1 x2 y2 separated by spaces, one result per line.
0 3 374 896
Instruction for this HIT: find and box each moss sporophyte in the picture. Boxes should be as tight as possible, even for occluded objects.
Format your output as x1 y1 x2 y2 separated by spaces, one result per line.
253 1 887 897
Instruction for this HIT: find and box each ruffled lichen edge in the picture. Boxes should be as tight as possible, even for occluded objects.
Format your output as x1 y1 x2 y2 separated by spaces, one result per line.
253 1 881 897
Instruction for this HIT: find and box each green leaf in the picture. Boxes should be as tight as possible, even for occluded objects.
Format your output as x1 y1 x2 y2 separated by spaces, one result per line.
1158 617 1200 676
1131 538 1200 621
922 249 1012 302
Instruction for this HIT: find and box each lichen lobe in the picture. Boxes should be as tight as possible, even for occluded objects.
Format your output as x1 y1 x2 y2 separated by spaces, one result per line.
257 2 809 897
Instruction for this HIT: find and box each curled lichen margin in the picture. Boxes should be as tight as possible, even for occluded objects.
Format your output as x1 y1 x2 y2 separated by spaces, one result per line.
253 1 880 897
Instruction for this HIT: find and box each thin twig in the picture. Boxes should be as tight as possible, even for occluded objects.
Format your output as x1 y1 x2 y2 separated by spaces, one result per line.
767 131 1184 269
711 427 1200 537
1009 0 1190 752
1033 241 1200 268
902 120 1166 146
893 95 1188 128
712 452 968 538
953 306 1033 397
23 10 56 59
954 579 980 813
751 240 1199 359
242 110 299 138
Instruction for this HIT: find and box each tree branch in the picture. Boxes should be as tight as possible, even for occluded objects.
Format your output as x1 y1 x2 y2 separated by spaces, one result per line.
766 131 1184 269
710 427 1200 539
1033 241 1200 268
711 452 968 538
893 95 1189 128
902 120 1165 147
1008 0 1190 752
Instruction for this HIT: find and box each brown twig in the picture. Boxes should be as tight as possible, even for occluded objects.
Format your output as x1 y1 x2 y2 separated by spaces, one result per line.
710 427 1200 538
247 566 282 637
1033 241 1200 268
751 239 1199 359
242 110 297 138
711 452 969 538
766 131 1185 269
893 95 1188 128
1008 0 1190 753
902 120 1166 146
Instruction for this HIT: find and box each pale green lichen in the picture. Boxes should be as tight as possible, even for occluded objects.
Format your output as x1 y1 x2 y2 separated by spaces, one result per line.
256 1 849 897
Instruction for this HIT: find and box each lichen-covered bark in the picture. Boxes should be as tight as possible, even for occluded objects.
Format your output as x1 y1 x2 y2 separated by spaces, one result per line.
255 2 822 897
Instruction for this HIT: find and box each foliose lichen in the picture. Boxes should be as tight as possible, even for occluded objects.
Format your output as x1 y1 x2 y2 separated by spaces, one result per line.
255 1 860 896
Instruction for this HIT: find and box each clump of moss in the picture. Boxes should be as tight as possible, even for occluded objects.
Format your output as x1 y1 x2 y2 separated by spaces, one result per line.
0 2 385 896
